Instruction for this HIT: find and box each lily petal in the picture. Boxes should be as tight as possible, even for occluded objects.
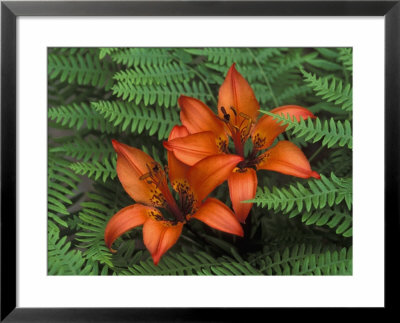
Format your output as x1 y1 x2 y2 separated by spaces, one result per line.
251 105 316 150
188 154 243 203
218 63 259 124
143 218 183 265
228 168 257 223
112 140 167 207
192 198 243 237
104 204 149 252
179 95 228 144
167 126 190 184
168 124 190 140
257 141 320 179
164 131 220 166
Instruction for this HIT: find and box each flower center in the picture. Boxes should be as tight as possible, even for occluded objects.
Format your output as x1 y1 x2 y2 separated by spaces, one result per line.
172 179 199 220
139 161 185 223
218 106 254 157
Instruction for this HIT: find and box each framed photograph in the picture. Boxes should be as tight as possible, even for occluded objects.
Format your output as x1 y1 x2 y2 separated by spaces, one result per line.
1 0 397 320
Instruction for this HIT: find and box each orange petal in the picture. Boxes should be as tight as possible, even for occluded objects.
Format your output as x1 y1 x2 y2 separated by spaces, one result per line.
257 141 320 179
104 204 149 253
168 124 189 141
142 218 183 265
188 154 243 203
112 140 167 207
164 131 220 166
228 168 257 223
167 126 190 183
251 105 316 150
192 198 243 237
218 63 259 125
179 95 228 142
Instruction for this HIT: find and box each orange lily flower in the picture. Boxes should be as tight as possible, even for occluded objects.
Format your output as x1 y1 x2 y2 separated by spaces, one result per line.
164 64 320 223
104 129 244 265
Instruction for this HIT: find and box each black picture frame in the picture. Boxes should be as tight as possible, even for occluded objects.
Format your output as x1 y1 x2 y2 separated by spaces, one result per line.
1 0 398 321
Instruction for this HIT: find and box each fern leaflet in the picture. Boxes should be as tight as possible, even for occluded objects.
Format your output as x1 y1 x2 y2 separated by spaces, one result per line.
48 103 117 133
249 244 352 275
301 69 352 111
261 110 352 149
91 101 180 140
250 172 352 213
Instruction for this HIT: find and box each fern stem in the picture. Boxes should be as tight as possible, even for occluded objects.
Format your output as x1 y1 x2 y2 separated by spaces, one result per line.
247 48 279 107
308 145 324 162
187 66 217 105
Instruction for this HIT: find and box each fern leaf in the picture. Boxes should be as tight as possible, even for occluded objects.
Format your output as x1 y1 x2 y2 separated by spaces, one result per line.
184 48 253 66
113 62 194 86
48 50 116 90
251 244 352 275
48 223 94 275
250 173 352 213
108 48 173 67
75 202 115 267
301 69 352 111
287 205 352 237
315 149 352 177
48 102 117 133
91 101 180 140
98 47 120 59
120 251 261 276
69 156 117 182
337 48 352 72
48 154 80 228
307 58 343 72
111 81 211 108
50 136 114 163
266 51 319 82
261 110 352 149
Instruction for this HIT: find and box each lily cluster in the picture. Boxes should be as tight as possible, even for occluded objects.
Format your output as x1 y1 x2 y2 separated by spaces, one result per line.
104 63 320 265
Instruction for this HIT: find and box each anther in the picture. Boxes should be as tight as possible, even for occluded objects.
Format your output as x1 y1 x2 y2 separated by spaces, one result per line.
230 107 237 116
220 106 231 122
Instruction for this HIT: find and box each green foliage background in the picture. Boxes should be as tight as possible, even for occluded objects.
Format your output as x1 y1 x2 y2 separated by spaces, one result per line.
48 47 352 275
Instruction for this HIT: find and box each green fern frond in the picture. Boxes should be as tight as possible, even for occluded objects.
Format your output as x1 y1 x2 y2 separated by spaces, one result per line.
111 81 211 108
185 48 253 66
314 48 339 59
48 154 80 227
119 251 261 275
69 156 117 182
113 62 194 86
48 51 116 90
261 110 352 149
51 47 88 56
91 101 180 140
315 149 352 177
287 206 352 237
48 223 94 275
307 58 343 72
267 51 319 82
301 69 352 111
108 48 173 67
75 182 135 268
75 201 115 267
249 173 352 213
254 48 284 62
250 244 352 275
50 136 114 163
99 47 120 59
337 48 352 72
276 84 312 104
48 103 117 133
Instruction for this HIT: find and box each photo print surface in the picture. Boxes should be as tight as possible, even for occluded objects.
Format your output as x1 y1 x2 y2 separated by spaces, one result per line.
48 47 352 275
